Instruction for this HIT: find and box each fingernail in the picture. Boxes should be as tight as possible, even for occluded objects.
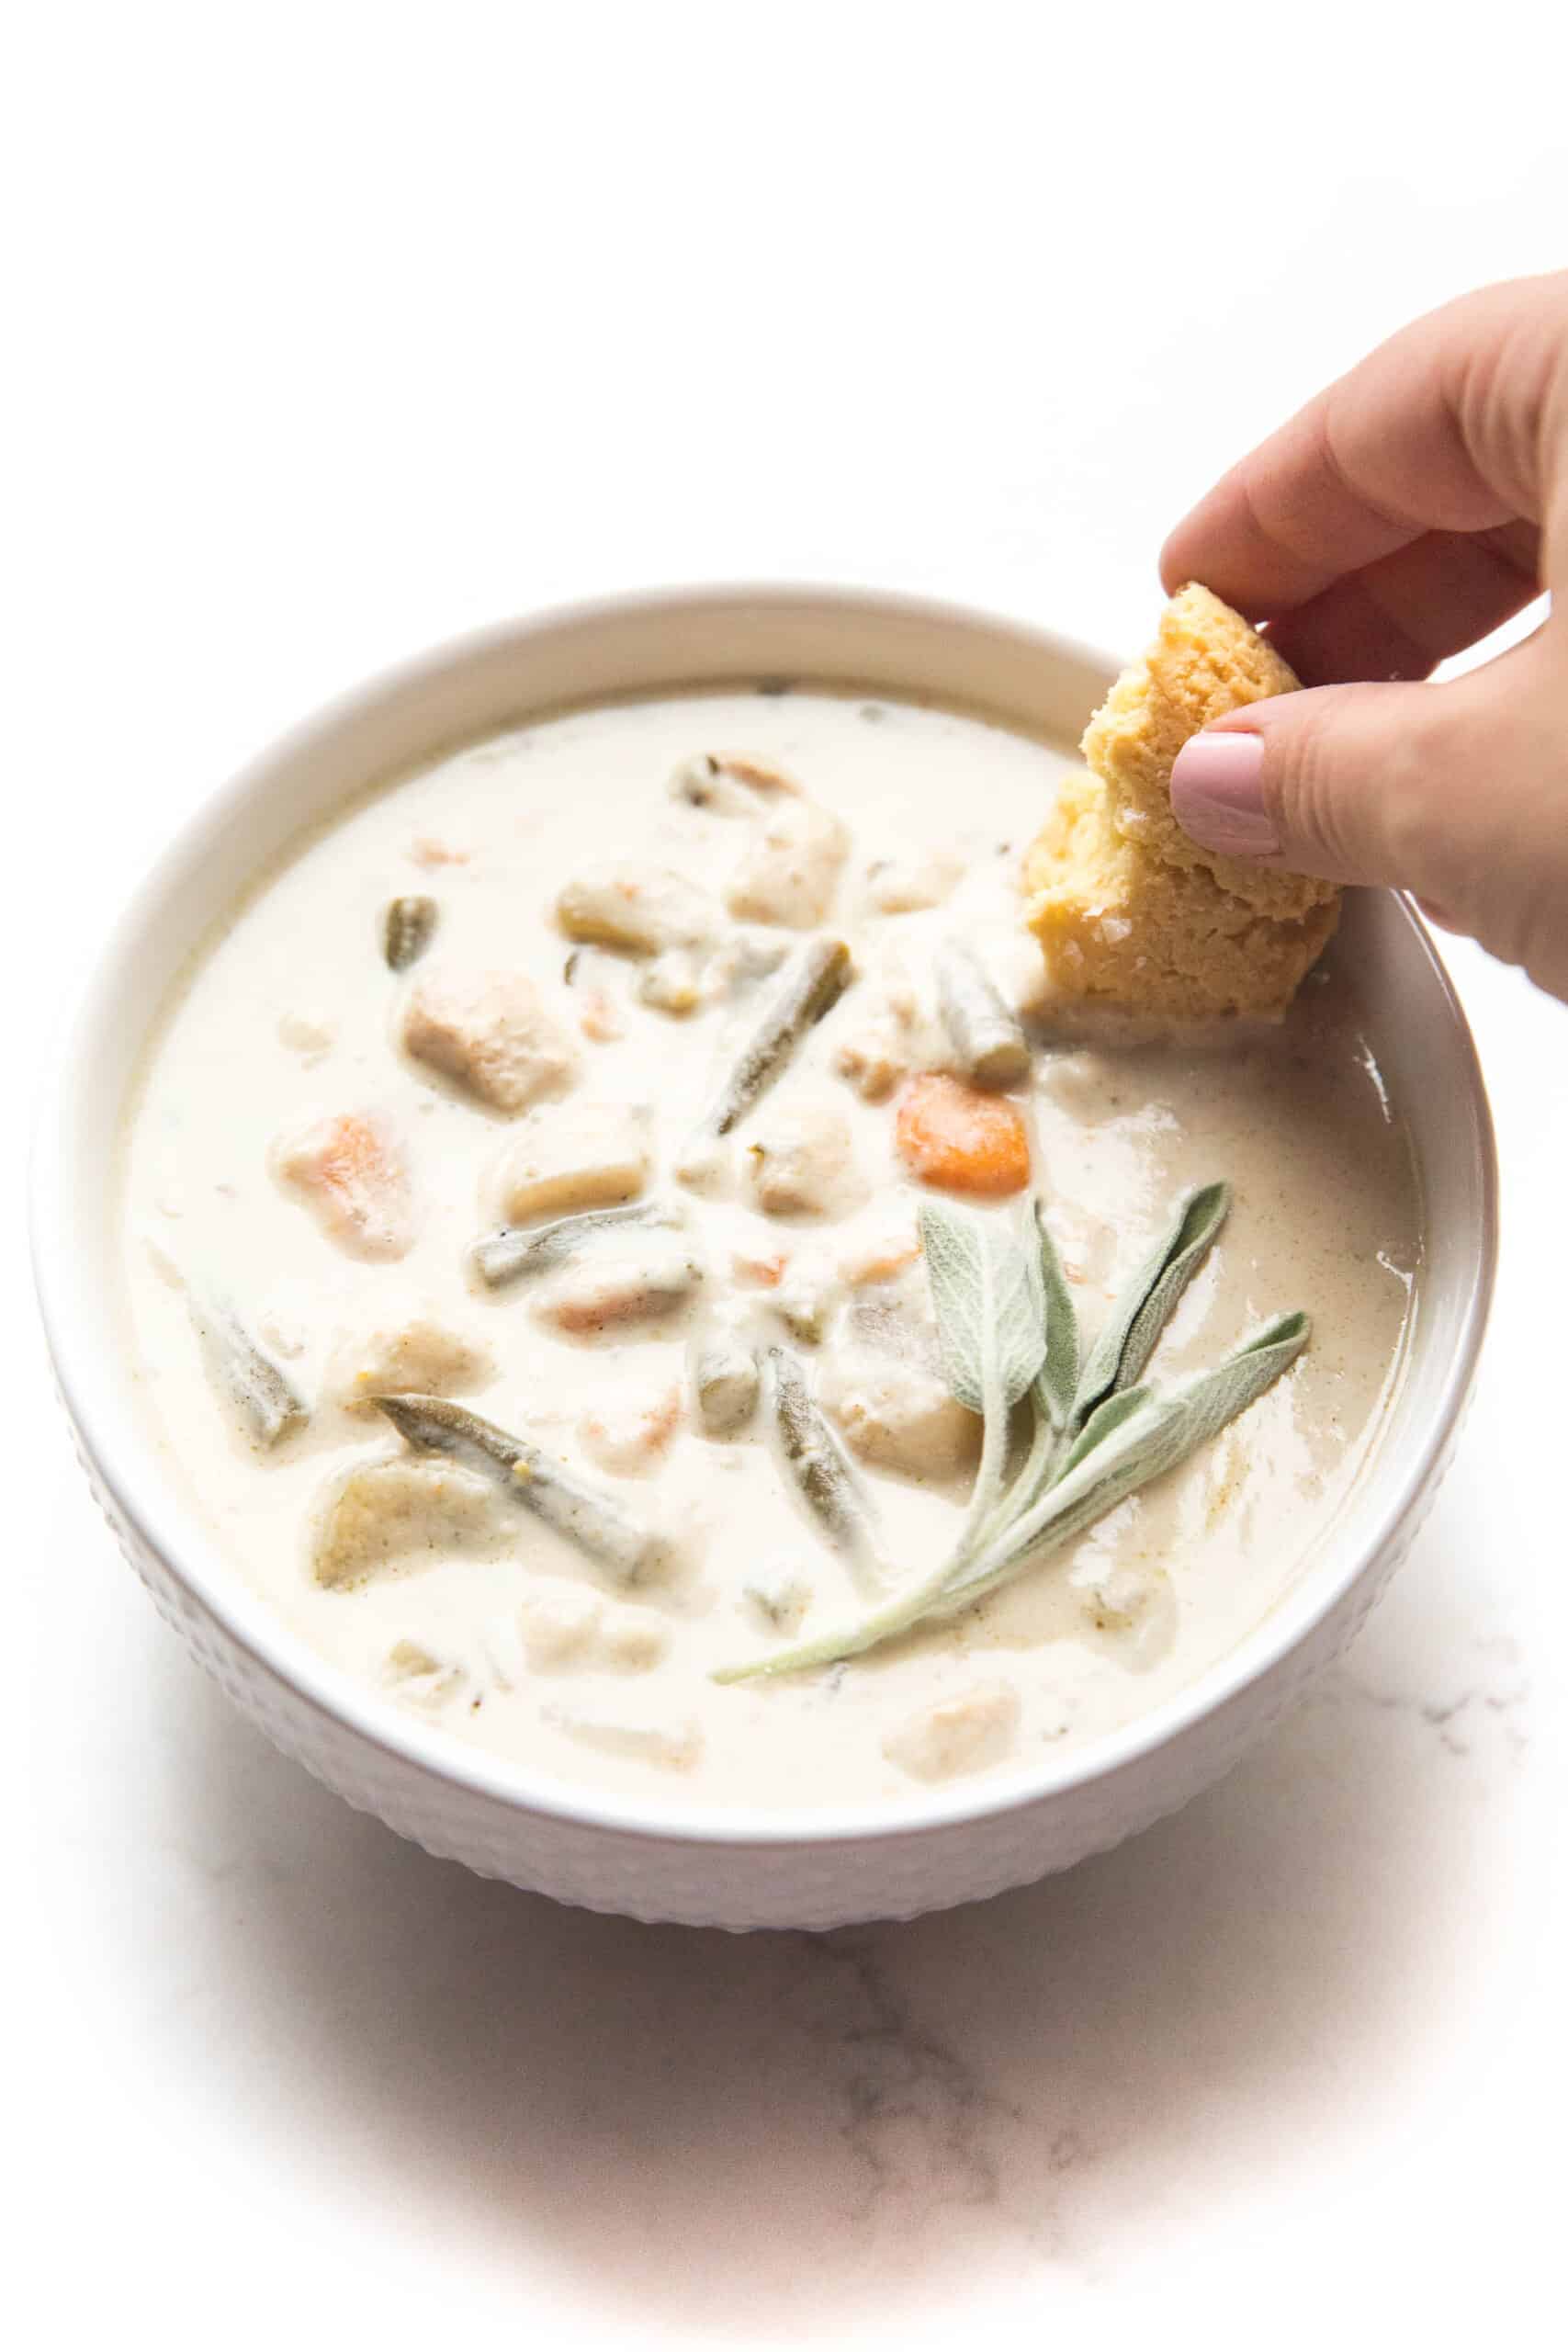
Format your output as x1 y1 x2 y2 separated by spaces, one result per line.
1169 730 1279 858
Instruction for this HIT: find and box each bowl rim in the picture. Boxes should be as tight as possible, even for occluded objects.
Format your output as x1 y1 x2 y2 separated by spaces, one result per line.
30 580 1499 1851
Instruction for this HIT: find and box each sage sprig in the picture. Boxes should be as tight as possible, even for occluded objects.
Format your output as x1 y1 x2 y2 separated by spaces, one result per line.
934 1313 1308 1617
715 1181 1309 1684
1068 1182 1229 1431
1032 1203 1079 1435
919 1198 1045 1549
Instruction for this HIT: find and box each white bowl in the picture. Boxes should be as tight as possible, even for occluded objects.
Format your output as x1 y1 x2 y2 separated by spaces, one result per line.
31 586 1496 1930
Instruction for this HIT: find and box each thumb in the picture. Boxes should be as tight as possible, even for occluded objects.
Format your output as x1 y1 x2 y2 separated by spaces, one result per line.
1168 649 1568 1001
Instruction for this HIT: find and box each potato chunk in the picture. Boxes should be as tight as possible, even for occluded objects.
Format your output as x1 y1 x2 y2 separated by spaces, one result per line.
820 1350 979 1479
310 1457 513 1588
401 970 577 1112
882 1680 1020 1782
490 1103 649 1224
726 798 848 928
556 863 715 955
324 1304 495 1414
272 1111 415 1260
745 1090 865 1219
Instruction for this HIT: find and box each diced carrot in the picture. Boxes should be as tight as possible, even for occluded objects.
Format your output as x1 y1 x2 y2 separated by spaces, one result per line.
894 1074 1031 1197
732 1250 788 1288
274 1111 414 1259
410 835 469 867
579 988 625 1043
839 1222 922 1284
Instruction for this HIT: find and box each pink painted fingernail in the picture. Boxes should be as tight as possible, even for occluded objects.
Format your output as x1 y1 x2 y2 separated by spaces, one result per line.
1169 730 1278 857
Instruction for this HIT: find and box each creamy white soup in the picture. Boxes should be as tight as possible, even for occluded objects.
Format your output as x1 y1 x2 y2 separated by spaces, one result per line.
118 688 1419 1809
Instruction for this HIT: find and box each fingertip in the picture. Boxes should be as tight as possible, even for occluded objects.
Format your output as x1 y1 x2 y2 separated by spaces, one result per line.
1169 730 1280 859
1156 527 1196 598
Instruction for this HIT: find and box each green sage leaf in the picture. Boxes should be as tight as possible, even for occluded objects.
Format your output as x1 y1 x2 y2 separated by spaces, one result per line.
919 1199 1046 1417
1033 1201 1079 1431
716 1308 1308 1679
1071 1182 1230 1428
942 1309 1310 1611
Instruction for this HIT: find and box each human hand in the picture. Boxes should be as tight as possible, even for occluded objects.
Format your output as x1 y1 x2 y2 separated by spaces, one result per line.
1161 273 1568 1002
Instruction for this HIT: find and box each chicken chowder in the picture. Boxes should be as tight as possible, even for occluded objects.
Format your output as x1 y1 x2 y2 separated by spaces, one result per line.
118 688 1420 1808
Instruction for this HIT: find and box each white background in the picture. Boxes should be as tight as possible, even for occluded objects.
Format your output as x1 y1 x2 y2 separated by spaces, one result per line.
8 7 1566 2346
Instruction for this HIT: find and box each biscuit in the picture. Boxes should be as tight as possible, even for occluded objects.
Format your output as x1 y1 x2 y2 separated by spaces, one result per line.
1080 582 1335 922
1025 769 1339 1019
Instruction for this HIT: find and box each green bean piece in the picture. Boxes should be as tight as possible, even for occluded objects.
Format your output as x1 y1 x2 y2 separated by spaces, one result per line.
691 1337 760 1434
705 937 852 1137
373 1393 668 1583
383 894 439 972
188 1294 307 1448
470 1199 682 1291
764 1347 887 1593
936 942 1030 1089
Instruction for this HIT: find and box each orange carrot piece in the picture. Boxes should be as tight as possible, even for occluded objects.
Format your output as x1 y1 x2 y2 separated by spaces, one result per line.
275 1111 414 1259
894 1074 1031 1197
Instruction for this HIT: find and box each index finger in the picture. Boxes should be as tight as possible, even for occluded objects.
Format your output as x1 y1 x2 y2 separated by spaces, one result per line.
1159 273 1567 620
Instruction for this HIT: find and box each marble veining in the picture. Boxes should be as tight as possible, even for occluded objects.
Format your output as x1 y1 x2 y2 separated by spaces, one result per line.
801 1931 1018 2226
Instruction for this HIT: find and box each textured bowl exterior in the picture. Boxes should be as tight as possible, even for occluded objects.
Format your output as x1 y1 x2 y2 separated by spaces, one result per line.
66 1389 1450 1928
32 586 1495 1930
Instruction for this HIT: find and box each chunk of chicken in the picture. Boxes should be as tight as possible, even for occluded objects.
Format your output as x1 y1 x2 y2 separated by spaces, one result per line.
726 797 849 928
768 1251 841 1345
598 1607 671 1672
276 1008 335 1061
478 1612 527 1689
272 1111 414 1261
489 1103 650 1224
745 1090 865 1219
745 1558 812 1633
534 1234 704 1335
556 863 716 955
311 1457 514 1588
577 1384 682 1475
380 1639 466 1712
882 1681 1021 1782
324 1304 495 1414
669 750 802 812
636 949 705 1014
833 1020 908 1102
518 1590 671 1674
1078 1559 1174 1636
518 1589 602 1668
862 848 963 914
401 970 577 1113
541 1702 700 1770
819 1349 979 1478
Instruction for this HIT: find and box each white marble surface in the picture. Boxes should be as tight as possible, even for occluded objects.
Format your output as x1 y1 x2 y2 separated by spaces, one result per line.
11 9 1567 2343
